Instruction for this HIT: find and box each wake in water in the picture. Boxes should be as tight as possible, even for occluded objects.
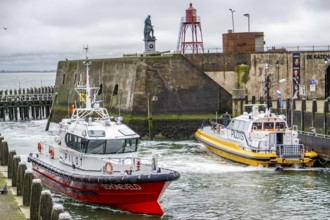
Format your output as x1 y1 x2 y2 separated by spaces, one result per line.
2 120 330 220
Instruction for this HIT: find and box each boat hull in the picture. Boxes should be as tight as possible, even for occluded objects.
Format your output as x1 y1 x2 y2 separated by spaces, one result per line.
195 129 318 167
29 157 179 216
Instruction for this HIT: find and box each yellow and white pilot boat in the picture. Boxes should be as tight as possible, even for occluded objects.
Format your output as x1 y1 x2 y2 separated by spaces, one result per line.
195 105 318 168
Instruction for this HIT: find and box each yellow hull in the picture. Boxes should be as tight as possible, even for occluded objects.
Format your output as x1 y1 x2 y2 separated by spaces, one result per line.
195 129 318 167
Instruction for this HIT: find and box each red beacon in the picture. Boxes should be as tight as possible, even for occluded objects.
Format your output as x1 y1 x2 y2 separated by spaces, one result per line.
177 3 204 54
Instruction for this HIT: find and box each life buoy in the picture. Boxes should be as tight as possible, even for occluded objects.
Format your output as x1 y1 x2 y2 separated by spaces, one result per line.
104 162 113 174
38 143 42 153
49 147 55 159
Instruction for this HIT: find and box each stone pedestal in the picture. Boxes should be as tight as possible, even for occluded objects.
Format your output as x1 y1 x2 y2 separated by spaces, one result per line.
144 39 156 53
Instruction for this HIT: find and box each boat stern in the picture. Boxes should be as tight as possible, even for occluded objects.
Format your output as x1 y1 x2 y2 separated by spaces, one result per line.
274 144 318 167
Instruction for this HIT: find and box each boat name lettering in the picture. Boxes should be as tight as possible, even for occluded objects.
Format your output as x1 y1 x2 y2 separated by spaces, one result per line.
231 130 245 140
102 184 142 190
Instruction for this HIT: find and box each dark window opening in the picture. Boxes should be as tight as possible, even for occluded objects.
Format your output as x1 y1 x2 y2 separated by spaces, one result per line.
113 84 118 96
98 84 102 96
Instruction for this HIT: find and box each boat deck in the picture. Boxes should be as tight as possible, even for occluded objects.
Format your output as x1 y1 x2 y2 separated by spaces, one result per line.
30 153 172 177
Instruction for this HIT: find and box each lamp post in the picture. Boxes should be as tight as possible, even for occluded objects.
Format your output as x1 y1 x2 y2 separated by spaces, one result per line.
229 9 235 32
147 94 158 140
243 13 250 32
324 57 329 99
276 61 279 83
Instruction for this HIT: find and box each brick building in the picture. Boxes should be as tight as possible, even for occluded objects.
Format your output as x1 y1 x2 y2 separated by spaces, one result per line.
222 32 265 52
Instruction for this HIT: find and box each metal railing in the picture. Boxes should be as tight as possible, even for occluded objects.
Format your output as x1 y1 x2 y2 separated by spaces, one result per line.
276 144 304 159
179 45 330 54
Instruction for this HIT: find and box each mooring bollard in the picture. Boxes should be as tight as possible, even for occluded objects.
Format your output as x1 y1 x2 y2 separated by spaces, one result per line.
7 149 16 178
51 204 64 220
30 179 43 220
39 190 53 220
1 140 9 165
59 212 72 220
12 155 21 187
23 169 34 206
16 161 27 196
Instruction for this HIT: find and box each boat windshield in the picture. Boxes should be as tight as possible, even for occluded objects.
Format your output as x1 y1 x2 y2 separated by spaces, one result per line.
85 138 138 154
64 133 138 154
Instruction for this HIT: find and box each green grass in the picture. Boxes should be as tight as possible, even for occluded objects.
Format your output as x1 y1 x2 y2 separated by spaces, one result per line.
0 172 26 220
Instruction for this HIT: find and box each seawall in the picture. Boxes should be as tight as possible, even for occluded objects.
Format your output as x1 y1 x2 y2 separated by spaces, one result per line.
52 54 231 138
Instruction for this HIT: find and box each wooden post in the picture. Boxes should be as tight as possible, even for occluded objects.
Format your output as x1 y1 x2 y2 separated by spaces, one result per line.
0 136 3 163
23 169 34 206
252 96 256 104
39 190 53 220
312 99 317 129
45 92 57 131
16 161 27 196
7 150 16 178
1 140 9 165
301 98 306 132
12 155 21 187
51 204 64 220
30 179 43 220
286 98 290 119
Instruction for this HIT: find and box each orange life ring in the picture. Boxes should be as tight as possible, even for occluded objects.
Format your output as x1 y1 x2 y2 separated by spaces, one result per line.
104 162 113 174
49 147 55 159
38 143 42 153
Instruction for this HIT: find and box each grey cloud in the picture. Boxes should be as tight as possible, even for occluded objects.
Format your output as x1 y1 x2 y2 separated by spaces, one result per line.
1 0 330 71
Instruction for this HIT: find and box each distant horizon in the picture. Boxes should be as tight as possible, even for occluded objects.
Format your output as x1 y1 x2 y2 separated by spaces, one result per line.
0 70 56 73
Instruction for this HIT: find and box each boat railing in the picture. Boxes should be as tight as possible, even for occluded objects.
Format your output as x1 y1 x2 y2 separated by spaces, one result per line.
107 156 140 174
276 144 304 160
36 142 57 159
101 155 160 174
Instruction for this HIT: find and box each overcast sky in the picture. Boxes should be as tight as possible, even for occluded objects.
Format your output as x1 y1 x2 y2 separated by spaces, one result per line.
1 0 330 71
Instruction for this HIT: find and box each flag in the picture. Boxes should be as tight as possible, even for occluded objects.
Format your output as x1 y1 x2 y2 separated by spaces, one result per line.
276 89 284 108
276 89 282 97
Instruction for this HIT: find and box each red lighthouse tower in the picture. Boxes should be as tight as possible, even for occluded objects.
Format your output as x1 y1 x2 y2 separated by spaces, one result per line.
177 3 204 54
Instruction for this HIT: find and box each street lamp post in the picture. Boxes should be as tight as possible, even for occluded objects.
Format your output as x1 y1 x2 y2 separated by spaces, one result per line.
229 9 235 32
147 94 158 140
276 60 279 85
243 13 250 32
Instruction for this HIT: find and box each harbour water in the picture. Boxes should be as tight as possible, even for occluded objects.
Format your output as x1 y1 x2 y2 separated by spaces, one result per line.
1 72 330 220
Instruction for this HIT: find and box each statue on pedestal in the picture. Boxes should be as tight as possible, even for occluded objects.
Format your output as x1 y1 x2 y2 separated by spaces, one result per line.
144 15 155 41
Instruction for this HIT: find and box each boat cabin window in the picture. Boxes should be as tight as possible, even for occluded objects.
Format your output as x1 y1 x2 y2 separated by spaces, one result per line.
86 138 138 154
275 122 286 129
252 122 262 130
229 119 250 131
264 122 274 129
65 133 138 154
